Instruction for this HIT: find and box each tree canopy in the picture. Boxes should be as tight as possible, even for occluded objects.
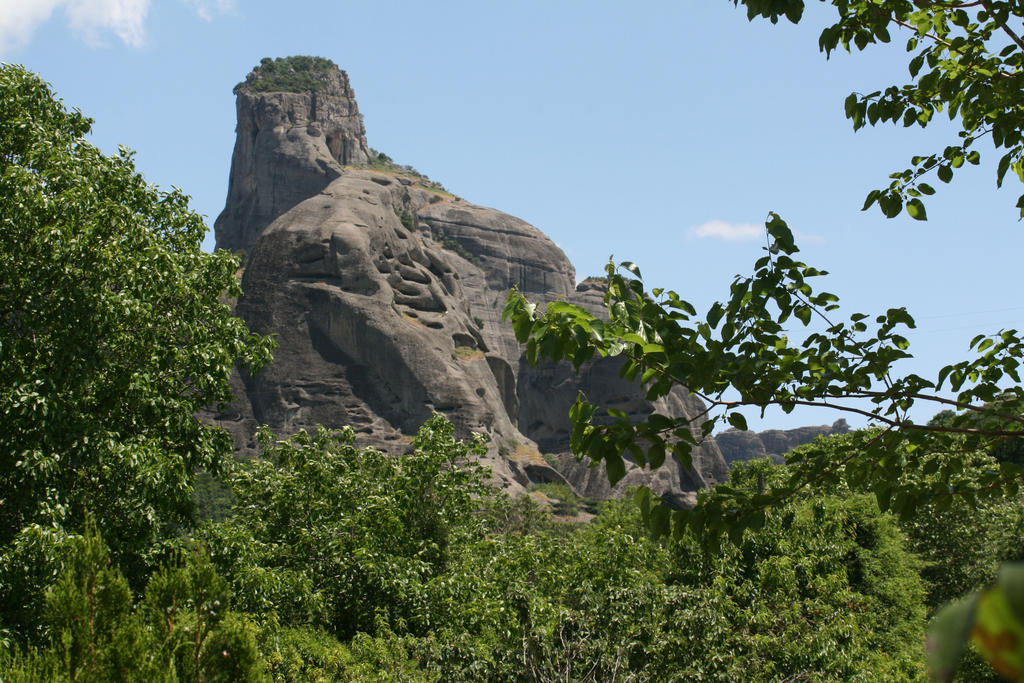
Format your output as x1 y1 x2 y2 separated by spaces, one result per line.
0 64 274 632
233 56 339 94
503 2 1024 677
736 0 1024 219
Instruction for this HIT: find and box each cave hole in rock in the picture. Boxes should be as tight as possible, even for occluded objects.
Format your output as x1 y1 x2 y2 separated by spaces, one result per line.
452 332 478 349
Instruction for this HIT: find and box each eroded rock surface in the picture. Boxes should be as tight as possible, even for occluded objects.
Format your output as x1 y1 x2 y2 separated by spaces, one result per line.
714 419 851 465
208 60 729 501
215 67 370 253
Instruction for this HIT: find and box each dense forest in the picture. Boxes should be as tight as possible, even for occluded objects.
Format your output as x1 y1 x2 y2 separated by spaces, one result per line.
6 0 1024 679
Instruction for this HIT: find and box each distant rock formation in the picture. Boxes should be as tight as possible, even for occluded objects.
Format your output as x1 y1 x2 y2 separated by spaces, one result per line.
206 59 729 504
714 419 851 465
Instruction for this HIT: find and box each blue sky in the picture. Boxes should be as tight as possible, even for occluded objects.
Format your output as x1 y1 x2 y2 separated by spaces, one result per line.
4 0 1022 432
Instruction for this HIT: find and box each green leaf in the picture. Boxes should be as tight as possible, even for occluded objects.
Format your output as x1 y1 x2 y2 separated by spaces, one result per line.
650 504 671 539
862 189 881 210
605 452 626 485
927 594 978 682
906 198 927 221
620 261 642 279
727 412 747 431
706 302 724 329
648 441 666 469
998 153 1013 187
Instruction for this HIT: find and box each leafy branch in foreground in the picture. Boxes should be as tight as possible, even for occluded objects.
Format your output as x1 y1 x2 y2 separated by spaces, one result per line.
0 64 275 637
734 0 1024 219
503 213 1024 546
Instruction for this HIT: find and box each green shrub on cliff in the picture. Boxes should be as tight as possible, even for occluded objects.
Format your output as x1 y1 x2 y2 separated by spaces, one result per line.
233 56 338 94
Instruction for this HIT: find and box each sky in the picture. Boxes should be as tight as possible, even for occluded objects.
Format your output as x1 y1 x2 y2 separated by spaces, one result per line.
4 0 1023 433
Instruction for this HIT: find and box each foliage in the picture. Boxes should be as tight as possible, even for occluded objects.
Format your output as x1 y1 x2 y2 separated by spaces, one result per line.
931 407 1024 465
528 482 582 516
670 460 925 680
363 148 449 193
194 471 234 523
421 220 481 264
789 430 1024 612
504 216 1024 547
930 563 1024 682
728 3 1024 675
199 414 493 638
0 524 266 682
506 6 1024 669
0 418 938 681
503 230 1024 673
233 56 338 94
0 64 274 636
252 617 435 682
421 465 926 681
2 51 1015 678
394 206 416 232
734 0 1024 219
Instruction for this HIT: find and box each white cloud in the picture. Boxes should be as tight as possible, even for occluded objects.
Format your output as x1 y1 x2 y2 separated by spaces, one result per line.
688 220 764 242
180 0 233 21
0 0 63 54
64 0 150 48
0 0 230 54
794 230 826 245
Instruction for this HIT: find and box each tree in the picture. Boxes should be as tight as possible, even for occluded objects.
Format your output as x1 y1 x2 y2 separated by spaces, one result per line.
198 414 493 638
500 0 1024 542
504 217 1023 542
502 2 1024 676
0 523 268 681
0 64 274 633
736 0 1024 220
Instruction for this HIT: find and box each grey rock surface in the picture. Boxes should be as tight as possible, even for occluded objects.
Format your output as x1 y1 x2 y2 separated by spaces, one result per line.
515 278 729 507
215 67 370 253
207 61 730 503
714 419 850 465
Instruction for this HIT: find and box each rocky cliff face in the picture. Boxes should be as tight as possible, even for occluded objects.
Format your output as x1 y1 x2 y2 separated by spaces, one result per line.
215 66 370 253
209 60 728 503
714 419 850 465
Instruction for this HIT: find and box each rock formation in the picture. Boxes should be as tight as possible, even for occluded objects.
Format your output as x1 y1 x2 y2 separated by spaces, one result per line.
714 419 850 465
208 58 729 503
216 61 370 253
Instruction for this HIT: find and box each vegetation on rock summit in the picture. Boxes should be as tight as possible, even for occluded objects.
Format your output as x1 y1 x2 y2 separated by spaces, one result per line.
233 56 339 94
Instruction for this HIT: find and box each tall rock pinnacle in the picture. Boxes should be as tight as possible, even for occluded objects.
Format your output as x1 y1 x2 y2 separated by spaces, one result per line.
208 58 729 504
215 57 371 252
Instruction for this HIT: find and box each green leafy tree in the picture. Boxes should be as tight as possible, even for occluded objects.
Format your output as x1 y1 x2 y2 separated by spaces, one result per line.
199 414 493 638
0 64 274 634
499 0 1024 569
0 525 266 682
422 466 926 681
735 0 1024 219
233 56 339 94
504 218 1024 543
502 2 1024 675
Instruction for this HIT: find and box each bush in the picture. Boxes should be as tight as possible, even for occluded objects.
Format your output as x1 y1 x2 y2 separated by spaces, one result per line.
200 415 493 638
0 525 266 682
233 56 338 94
